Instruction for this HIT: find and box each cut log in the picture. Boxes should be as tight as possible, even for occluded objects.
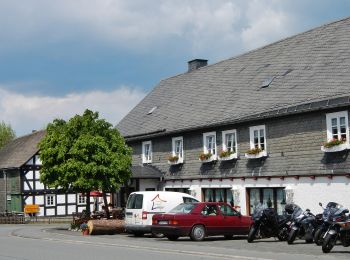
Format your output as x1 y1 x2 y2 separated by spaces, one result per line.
87 219 125 235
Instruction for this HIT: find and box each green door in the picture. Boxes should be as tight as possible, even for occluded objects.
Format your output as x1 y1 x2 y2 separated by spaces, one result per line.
7 195 22 212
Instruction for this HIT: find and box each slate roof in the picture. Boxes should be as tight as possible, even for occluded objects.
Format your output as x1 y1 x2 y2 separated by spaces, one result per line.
117 17 350 139
0 130 46 169
131 165 163 179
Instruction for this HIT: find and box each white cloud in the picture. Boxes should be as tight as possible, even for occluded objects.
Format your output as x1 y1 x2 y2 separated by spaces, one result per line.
0 0 296 57
0 86 146 136
241 0 295 50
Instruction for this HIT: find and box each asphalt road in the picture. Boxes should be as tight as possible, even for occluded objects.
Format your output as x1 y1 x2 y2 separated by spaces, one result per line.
0 224 349 260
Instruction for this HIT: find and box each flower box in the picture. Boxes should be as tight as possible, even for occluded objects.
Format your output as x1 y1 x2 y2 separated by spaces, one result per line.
199 152 216 163
218 153 238 161
167 159 183 165
167 155 183 165
321 143 349 153
244 150 267 159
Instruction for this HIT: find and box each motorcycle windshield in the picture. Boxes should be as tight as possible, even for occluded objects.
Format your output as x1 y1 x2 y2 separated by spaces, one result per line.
252 203 265 218
291 207 303 220
324 202 342 219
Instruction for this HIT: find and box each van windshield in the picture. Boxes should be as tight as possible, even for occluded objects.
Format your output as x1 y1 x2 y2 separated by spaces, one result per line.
126 194 143 209
169 203 196 214
183 197 199 203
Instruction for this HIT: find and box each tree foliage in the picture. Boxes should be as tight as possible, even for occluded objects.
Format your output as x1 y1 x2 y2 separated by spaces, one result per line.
39 109 132 213
0 121 16 149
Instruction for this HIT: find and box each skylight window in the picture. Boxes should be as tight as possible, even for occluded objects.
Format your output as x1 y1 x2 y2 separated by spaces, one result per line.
147 106 158 115
261 77 275 88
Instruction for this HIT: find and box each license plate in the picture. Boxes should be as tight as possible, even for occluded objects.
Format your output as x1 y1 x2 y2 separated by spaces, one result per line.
158 221 168 225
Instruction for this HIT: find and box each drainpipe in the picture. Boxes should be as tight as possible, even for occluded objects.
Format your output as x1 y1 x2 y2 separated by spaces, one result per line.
4 170 7 212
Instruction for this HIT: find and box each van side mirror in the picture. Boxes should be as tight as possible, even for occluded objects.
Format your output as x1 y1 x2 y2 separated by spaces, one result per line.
319 202 322 207
343 209 349 214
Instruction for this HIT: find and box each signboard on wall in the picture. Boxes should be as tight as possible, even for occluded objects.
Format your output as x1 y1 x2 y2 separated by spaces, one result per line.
24 204 40 214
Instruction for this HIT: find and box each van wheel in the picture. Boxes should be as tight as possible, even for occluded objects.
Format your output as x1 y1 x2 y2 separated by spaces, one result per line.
152 232 165 238
133 232 144 237
190 225 206 241
167 235 179 241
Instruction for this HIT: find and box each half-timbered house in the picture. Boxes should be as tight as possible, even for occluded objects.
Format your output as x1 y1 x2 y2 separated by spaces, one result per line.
0 130 93 216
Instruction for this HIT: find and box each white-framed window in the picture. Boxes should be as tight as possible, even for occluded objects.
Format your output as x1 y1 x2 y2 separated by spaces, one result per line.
326 111 349 141
46 195 55 206
142 141 152 163
78 194 86 205
249 125 266 151
172 137 184 162
222 130 237 154
203 132 217 156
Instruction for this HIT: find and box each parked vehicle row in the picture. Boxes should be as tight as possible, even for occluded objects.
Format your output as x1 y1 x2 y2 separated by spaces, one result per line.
248 201 350 254
125 191 350 254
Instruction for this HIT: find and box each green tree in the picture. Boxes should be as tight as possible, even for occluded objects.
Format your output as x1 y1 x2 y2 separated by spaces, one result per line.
0 121 16 149
39 109 132 217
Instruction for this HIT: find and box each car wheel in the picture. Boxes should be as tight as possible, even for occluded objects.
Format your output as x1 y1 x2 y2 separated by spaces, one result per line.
190 225 206 241
167 235 179 241
133 232 144 237
152 232 165 238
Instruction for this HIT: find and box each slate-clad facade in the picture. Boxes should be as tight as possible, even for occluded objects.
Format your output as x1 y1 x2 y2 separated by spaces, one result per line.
117 17 350 214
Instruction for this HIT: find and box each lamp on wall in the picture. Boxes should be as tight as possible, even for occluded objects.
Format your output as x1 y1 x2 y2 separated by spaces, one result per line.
188 186 197 197
231 186 240 207
285 186 294 204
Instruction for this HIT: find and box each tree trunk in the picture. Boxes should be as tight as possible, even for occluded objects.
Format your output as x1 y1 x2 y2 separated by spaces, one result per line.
86 192 91 214
102 191 110 219
87 219 124 235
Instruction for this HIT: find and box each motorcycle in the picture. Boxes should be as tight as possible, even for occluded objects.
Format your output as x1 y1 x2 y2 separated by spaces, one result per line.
247 204 291 243
314 202 339 246
286 204 318 244
322 204 350 253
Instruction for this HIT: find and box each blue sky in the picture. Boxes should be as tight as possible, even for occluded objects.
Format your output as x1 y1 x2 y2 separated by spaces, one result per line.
0 0 349 136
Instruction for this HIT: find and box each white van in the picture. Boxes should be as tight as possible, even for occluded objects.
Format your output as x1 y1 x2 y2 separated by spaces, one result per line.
125 191 199 236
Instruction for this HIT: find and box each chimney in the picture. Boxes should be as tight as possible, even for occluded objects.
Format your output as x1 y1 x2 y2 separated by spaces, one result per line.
187 59 208 72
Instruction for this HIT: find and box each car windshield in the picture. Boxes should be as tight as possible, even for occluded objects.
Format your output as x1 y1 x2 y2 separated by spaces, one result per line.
169 203 196 214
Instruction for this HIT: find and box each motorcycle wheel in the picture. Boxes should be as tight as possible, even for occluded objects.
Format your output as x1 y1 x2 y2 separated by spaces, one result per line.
287 229 298 244
313 228 324 246
322 233 337 253
277 228 288 241
340 233 350 247
247 226 258 243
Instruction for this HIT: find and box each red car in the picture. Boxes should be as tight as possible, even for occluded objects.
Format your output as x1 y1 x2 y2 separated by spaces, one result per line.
151 202 252 241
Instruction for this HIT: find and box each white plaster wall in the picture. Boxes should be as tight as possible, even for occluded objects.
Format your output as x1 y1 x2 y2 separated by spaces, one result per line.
25 158 34 165
139 179 159 191
26 171 33 179
57 206 66 215
57 194 66 204
25 196 33 205
24 182 31 191
38 206 44 216
35 195 44 205
36 170 41 178
35 155 42 165
68 205 76 215
67 194 76 203
165 176 350 215
46 208 55 216
35 181 44 190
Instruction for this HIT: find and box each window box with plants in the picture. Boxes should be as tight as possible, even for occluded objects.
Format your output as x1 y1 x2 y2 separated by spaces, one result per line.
321 138 349 152
199 152 216 163
218 150 237 161
244 147 267 159
167 155 183 165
